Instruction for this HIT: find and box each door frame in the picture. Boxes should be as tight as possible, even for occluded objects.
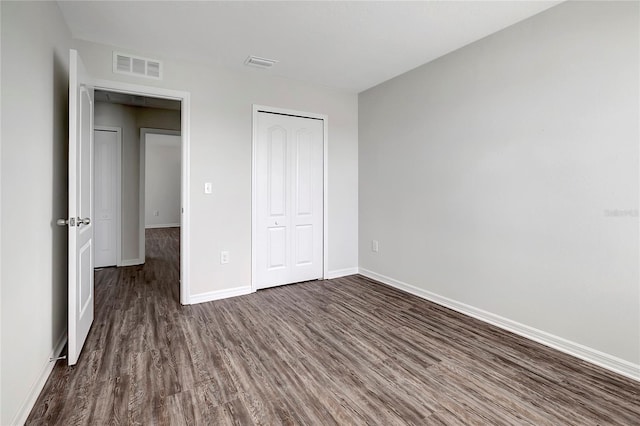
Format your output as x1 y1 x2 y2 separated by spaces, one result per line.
251 104 329 292
94 125 122 267
139 128 182 258
92 78 191 305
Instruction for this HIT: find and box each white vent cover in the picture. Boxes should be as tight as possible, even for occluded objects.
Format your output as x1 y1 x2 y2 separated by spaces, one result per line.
113 51 162 80
244 55 278 69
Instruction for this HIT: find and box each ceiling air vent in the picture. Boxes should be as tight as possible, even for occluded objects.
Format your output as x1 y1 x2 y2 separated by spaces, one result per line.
113 51 163 80
244 55 278 69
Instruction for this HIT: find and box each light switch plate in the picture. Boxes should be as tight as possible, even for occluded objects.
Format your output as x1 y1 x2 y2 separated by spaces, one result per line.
204 182 213 194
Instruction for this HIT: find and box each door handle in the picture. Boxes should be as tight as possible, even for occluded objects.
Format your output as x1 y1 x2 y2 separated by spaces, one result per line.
56 217 90 227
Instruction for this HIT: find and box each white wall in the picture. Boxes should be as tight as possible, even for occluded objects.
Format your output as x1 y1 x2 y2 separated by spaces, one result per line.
145 134 181 228
94 102 180 261
359 0 639 371
0 2 71 424
75 38 359 297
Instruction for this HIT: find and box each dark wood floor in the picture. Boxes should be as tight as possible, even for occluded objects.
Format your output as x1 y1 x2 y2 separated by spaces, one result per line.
27 228 639 425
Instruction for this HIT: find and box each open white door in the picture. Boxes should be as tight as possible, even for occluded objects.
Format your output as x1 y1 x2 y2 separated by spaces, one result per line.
64 49 95 365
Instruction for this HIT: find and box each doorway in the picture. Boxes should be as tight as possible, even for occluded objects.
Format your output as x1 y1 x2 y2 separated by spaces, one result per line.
140 128 182 262
65 49 191 366
251 105 329 290
91 85 190 304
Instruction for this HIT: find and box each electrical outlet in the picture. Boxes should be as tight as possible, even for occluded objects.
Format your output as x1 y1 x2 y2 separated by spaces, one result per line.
371 240 379 253
154 210 159 217
220 251 229 264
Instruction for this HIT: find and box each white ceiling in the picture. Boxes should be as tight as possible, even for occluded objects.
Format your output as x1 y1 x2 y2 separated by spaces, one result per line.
57 1 561 93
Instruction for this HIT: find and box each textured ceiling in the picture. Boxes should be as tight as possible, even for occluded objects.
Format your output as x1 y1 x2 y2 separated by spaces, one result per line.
58 1 561 92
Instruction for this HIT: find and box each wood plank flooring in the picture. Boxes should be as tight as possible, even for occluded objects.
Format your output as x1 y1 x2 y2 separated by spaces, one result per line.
27 227 639 425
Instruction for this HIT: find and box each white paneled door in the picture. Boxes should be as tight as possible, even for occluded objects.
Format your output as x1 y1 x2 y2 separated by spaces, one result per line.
255 111 324 289
94 128 120 268
67 49 94 365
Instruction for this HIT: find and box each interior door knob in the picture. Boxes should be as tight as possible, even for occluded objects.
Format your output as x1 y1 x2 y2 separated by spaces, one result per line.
78 217 91 226
56 218 69 226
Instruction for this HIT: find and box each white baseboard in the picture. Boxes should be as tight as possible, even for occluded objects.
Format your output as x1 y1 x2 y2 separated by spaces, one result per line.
325 267 359 279
189 285 253 304
12 331 67 425
145 223 180 229
359 268 640 382
120 258 144 267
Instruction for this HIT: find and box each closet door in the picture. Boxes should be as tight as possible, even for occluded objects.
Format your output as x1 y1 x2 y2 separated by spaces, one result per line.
94 128 120 268
255 111 323 289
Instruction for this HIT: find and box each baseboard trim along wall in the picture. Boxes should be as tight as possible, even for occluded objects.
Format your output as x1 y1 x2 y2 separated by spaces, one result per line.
188 267 361 304
189 285 253 305
120 258 144 267
13 331 67 425
326 267 360 279
358 268 640 382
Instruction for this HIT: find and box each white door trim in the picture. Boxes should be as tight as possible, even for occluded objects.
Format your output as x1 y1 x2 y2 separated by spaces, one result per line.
92 78 191 305
251 104 329 292
140 128 182 252
94 125 122 266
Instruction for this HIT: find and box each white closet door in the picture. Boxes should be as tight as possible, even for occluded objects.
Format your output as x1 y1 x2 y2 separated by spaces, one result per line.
255 112 323 289
94 129 119 268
